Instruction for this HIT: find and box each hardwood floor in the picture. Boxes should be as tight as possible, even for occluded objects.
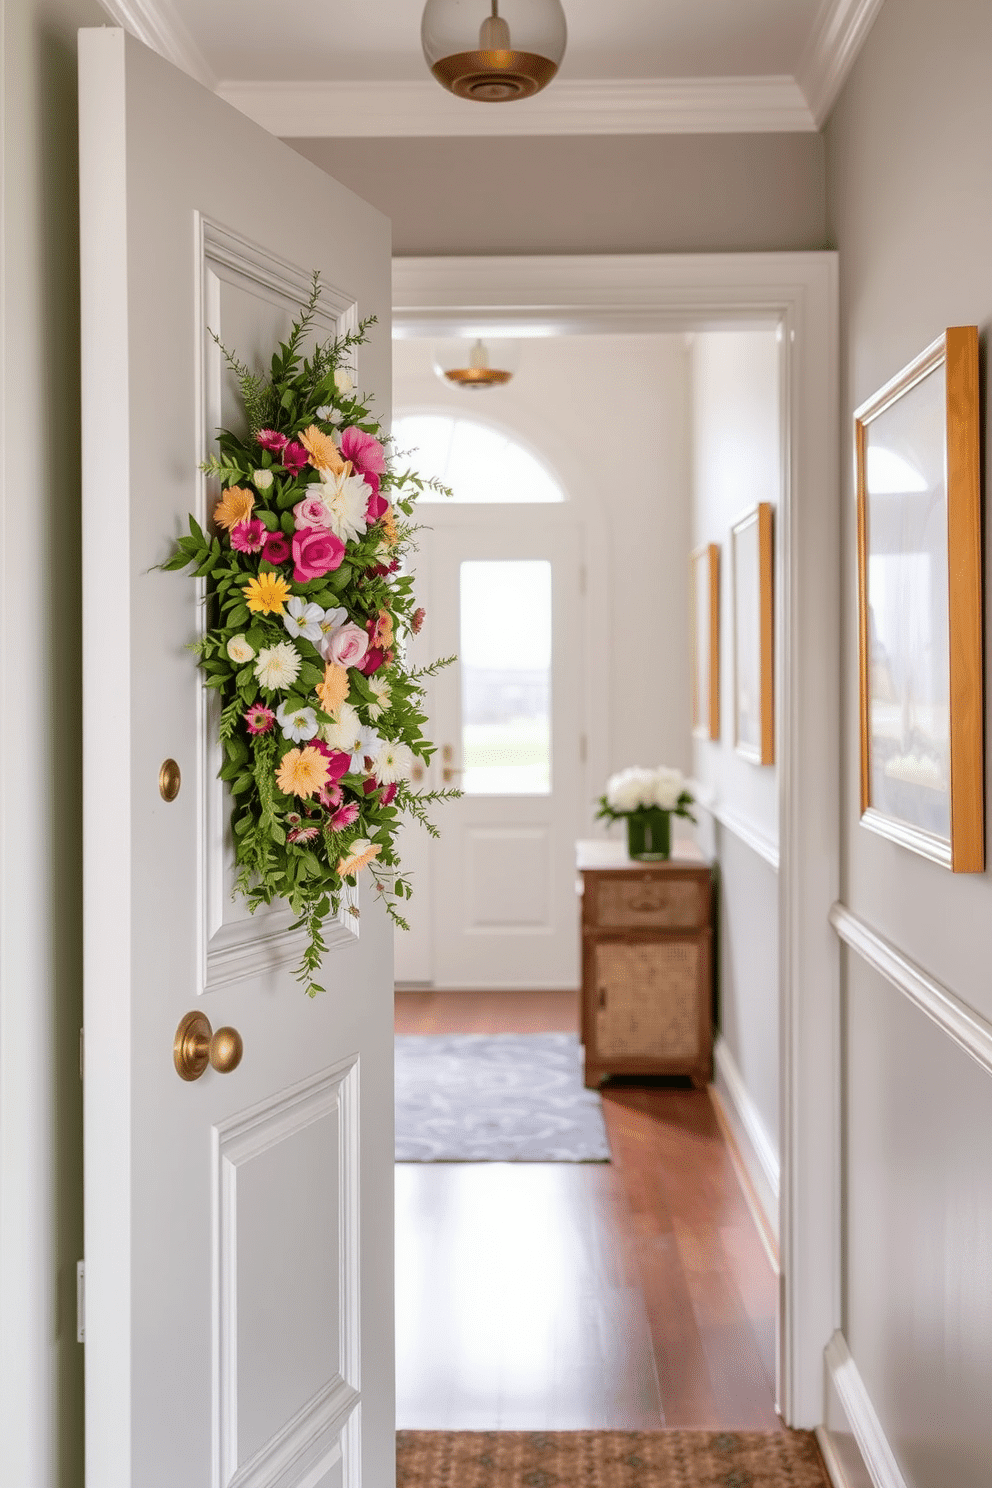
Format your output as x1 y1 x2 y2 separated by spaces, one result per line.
394 990 780 1432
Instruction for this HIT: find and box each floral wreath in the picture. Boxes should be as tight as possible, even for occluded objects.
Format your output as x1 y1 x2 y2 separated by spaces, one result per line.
165 275 456 995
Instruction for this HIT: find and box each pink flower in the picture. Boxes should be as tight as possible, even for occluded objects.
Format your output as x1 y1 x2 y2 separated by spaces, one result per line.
360 646 386 675
230 518 266 553
244 705 275 735
262 530 291 564
257 429 288 453
340 427 386 486
318 782 343 809
311 742 351 780
363 777 378 797
292 526 345 582
411 607 426 634
329 802 359 830
366 490 388 522
381 782 398 806
288 824 321 844
282 441 309 475
370 559 399 577
325 621 369 670
293 495 332 530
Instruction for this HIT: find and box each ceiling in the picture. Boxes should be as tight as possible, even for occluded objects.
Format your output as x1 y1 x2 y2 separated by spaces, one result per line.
101 0 886 134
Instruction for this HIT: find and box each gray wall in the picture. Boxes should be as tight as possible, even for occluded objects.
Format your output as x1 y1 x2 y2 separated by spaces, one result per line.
0 3 108 1485
826 0 992 1482
289 133 827 256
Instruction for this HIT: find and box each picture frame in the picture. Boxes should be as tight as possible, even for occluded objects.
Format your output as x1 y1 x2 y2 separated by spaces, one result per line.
731 503 774 765
855 325 983 872
690 543 720 740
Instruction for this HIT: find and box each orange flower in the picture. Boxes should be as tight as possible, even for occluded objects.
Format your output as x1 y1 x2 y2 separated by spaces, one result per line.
213 485 255 531
373 610 394 648
380 504 398 547
299 424 345 473
338 838 381 877
245 571 291 615
316 663 350 717
276 746 331 799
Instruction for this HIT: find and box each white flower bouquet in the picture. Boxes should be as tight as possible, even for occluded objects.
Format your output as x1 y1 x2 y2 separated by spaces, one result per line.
596 766 695 861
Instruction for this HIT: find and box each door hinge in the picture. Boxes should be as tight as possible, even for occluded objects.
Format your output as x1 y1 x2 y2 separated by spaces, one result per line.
76 1260 85 1344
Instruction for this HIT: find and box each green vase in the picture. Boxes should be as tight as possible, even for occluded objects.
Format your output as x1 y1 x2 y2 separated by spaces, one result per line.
626 808 672 861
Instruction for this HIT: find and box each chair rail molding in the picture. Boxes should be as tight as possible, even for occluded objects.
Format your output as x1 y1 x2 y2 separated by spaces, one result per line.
823 1332 909 1488
394 252 840 1428
689 781 780 872
829 901 992 1078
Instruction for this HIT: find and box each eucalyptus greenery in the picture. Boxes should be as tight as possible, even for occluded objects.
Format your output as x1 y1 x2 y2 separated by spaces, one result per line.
164 275 456 996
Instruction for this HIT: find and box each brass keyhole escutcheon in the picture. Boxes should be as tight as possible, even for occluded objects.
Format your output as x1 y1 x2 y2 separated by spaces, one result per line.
159 759 181 802
174 1011 243 1081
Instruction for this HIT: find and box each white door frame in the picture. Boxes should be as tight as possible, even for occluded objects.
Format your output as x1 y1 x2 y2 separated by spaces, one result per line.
392 252 840 1429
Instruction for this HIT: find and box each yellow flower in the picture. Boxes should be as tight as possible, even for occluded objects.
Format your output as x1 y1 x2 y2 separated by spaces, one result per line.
300 424 345 473
213 485 255 531
316 663 350 717
338 838 381 877
276 746 331 799
380 504 398 547
245 572 291 615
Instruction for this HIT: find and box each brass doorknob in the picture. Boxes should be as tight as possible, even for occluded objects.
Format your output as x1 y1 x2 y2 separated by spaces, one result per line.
173 1010 244 1081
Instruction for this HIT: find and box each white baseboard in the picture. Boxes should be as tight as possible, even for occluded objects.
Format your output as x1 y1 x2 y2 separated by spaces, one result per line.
711 1035 779 1255
824 1332 909 1488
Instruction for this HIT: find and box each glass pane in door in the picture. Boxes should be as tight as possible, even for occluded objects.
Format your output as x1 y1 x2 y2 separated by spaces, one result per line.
459 560 552 795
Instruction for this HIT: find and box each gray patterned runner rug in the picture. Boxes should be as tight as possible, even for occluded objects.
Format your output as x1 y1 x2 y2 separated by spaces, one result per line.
394 1032 611 1162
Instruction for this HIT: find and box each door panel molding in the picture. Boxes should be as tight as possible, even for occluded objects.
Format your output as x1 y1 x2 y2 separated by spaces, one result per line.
195 217 360 995
214 1059 362 1487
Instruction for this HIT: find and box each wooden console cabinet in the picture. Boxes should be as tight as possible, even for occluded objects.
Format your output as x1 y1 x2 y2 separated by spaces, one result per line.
577 839 713 1090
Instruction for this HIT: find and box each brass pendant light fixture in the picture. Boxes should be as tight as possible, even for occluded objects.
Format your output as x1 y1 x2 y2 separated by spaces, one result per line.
421 0 567 103
434 337 518 389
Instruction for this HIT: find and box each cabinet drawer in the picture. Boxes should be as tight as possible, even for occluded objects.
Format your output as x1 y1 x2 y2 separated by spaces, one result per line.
586 873 707 930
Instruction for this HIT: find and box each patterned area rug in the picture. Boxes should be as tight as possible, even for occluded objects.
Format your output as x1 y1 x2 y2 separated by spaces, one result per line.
396 1431 830 1487
394 1032 611 1162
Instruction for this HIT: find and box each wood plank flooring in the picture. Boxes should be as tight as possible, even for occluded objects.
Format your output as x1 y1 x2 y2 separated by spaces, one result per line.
395 990 780 1432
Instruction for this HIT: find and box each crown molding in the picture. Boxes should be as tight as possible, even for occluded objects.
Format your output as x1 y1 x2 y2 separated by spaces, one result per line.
215 75 816 139
797 0 888 127
98 0 215 87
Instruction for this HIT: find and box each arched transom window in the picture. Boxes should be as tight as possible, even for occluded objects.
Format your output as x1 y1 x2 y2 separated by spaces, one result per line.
391 413 565 504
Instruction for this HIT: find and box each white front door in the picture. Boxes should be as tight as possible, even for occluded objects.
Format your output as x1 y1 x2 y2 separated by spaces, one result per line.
80 30 394 1488
402 510 584 988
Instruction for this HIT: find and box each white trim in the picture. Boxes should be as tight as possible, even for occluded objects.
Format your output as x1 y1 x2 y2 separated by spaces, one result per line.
691 782 780 871
829 901 992 1078
394 252 840 1427
824 1332 909 1488
215 75 815 140
712 1037 780 1247
98 0 215 87
797 0 888 127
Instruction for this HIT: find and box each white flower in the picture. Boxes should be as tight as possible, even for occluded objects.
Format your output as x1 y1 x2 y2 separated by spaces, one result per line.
321 701 382 771
333 368 354 395
254 642 301 692
317 403 344 426
367 675 391 720
652 767 685 810
605 767 656 813
314 605 348 658
310 468 370 544
283 596 326 644
227 634 255 665
276 701 319 743
253 468 274 490
372 740 413 785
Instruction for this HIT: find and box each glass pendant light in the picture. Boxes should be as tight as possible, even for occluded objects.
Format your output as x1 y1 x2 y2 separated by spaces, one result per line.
421 0 567 103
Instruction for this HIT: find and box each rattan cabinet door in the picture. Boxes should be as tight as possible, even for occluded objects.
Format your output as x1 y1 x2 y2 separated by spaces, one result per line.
593 939 701 1060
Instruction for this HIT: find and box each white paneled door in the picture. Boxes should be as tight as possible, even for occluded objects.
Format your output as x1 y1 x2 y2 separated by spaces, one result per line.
398 510 584 987
80 30 394 1488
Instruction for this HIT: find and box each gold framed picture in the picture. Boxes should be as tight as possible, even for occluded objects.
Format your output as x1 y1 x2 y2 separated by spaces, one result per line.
731 503 774 765
855 325 983 872
690 543 720 740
